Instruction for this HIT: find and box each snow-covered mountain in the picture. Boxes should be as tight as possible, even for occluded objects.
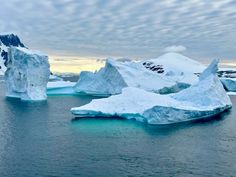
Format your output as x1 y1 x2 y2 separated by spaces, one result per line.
142 52 205 75
142 52 206 84
0 33 26 75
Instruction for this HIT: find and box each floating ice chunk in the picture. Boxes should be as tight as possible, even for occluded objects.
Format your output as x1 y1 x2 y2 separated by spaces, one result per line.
47 81 75 89
47 81 76 95
71 59 232 125
49 74 63 81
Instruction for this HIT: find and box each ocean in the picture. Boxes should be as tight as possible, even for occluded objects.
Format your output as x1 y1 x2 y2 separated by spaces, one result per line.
0 82 236 177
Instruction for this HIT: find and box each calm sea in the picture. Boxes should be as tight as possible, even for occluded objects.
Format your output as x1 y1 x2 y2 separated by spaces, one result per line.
0 82 236 177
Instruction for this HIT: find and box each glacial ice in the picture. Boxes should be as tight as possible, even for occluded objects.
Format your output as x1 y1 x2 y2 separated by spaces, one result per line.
221 78 236 92
4 47 50 101
71 59 232 125
74 53 205 96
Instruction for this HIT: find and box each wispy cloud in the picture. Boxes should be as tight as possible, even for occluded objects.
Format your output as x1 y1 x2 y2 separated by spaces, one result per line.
0 0 235 59
164 45 186 53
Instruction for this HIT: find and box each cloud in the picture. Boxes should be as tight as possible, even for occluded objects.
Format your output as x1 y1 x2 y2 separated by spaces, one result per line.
0 0 235 59
116 58 132 62
164 45 187 53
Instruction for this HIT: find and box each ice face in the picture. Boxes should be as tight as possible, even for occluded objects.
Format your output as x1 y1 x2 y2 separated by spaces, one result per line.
71 59 232 125
4 47 50 101
74 60 128 96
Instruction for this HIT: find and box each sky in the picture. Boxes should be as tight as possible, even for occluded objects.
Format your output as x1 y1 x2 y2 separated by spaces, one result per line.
0 0 236 72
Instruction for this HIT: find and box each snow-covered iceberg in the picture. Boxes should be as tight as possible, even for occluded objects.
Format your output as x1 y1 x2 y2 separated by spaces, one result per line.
74 53 205 96
4 47 50 101
71 59 232 125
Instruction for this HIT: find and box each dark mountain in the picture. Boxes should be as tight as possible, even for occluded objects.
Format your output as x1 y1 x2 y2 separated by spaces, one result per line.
0 33 25 47
0 33 26 70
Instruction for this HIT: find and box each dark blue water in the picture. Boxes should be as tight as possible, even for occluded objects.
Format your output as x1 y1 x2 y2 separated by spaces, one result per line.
0 83 236 177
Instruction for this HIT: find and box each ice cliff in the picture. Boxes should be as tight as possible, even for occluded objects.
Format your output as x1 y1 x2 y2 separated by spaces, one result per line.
4 47 50 101
74 53 206 96
71 59 232 125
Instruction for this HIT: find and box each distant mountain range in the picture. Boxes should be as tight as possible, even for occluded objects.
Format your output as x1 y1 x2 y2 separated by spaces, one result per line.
0 33 26 74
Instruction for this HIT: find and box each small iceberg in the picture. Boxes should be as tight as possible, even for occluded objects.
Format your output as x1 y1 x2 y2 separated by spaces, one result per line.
71 59 232 125
47 81 76 95
74 52 205 96
221 78 236 92
49 74 63 82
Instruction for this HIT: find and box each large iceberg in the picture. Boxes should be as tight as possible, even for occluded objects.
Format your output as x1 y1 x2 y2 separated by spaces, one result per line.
74 52 206 96
4 47 50 101
0 33 58 82
71 59 232 125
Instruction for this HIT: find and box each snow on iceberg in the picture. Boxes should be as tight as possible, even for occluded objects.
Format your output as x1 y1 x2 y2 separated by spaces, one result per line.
71 59 232 125
74 53 203 96
4 47 50 101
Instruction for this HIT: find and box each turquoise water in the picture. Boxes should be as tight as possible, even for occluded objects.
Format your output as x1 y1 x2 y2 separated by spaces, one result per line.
0 83 236 177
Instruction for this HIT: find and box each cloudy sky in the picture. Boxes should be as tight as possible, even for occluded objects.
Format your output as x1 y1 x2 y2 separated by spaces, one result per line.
0 0 236 61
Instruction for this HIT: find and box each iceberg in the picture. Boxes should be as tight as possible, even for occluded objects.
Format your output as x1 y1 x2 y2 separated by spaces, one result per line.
4 47 50 101
0 33 57 83
49 74 63 82
71 59 232 125
74 53 205 96
47 81 76 95
220 78 236 92
217 68 236 92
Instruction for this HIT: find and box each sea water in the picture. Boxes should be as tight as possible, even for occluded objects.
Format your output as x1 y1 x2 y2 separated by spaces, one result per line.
0 82 236 177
